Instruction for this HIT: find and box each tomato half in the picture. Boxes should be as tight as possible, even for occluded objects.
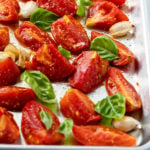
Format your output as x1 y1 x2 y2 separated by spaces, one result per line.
37 0 77 16
69 51 109 93
91 31 135 66
0 107 20 143
21 101 64 145
51 15 90 52
0 58 20 86
73 125 136 146
0 27 9 51
15 21 56 51
86 1 129 30
26 43 75 81
60 88 101 125
0 86 36 111
105 67 142 112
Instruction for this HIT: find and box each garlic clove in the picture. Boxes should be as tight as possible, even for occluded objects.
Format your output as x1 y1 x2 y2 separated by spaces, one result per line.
0 52 16 62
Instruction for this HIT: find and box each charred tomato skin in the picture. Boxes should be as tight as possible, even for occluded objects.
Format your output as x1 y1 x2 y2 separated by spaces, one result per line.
51 15 90 52
15 21 56 51
37 0 77 16
72 125 136 146
0 107 20 143
0 86 36 111
26 43 74 81
69 51 109 93
105 67 142 112
86 1 129 30
60 88 101 125
21 101 64 145
91 31 135 66
0 58 20 86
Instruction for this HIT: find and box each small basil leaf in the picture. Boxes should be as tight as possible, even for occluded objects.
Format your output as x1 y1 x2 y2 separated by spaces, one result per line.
21 71 58 113
30 8 60 31
100 117 112 127
58 45 71 59
95 94 125 119
58 118 73 137
40 109 52 130
84 0 93 6
90 35 119 61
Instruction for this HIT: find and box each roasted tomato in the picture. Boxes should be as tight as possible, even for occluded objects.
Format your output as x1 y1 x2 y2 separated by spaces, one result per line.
0 86 36 111
37 0 77 16
0 0 19 21
105 67 142 112
73 125 136 146
26 43 74 81
51 15 90 52
0 107 20 143
0 58 20 86
106 0 126 6
91 31 135 66
86 1 129 30
69 51 109 93
22 101 64 145
15 21 56 51
0 27 9 51
60 88 101 125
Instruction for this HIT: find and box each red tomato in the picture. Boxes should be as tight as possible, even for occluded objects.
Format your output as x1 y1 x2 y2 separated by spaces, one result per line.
105 67 142 112
0 27 9 51
22 101 64 145
86 1 129 30
0 86 36 111
15 21 56 51
91 31 135 66
106 0 126 6
60 88 101 125
26 43 75 81
0 107 20 143
37 0 77 16
69 51 109 93
0 0 19 21
73 125 136 146
51 15 90 52
0 58 20 86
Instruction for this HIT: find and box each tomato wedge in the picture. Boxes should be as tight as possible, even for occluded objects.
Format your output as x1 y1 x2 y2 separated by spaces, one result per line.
22 101 64 145
0 27 9 51
73 125 136 146
86 1 129 30
37 0 77 16
0 107 20 143
60 88 101 125
69 51 109 93
51 15 90 52
105 67 142 112
26 43 74 81
15 21 56 51
91 31 135 66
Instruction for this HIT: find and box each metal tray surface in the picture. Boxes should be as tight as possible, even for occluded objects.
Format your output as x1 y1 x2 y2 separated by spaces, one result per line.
1 0 150 149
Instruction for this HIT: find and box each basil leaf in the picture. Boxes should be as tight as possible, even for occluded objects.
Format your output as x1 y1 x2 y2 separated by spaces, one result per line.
40 109 52 130
30 8 60 31
95 94 125 119
90 36 119 61
100 117 112 127
84 0 93 6
58 45 71 59
21 71 58 113
58 118 73 137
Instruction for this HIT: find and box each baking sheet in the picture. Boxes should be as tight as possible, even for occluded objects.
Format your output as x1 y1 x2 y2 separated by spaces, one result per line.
1 0 150 149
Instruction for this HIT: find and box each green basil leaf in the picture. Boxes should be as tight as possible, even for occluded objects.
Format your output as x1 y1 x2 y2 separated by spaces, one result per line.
58 45 71 59
100 117 112 127
40 109 52 130
30 8 60 31
21 71 58 113
84 0 93 6
58 118 73 137
95 94 125 119
90 36 119 61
